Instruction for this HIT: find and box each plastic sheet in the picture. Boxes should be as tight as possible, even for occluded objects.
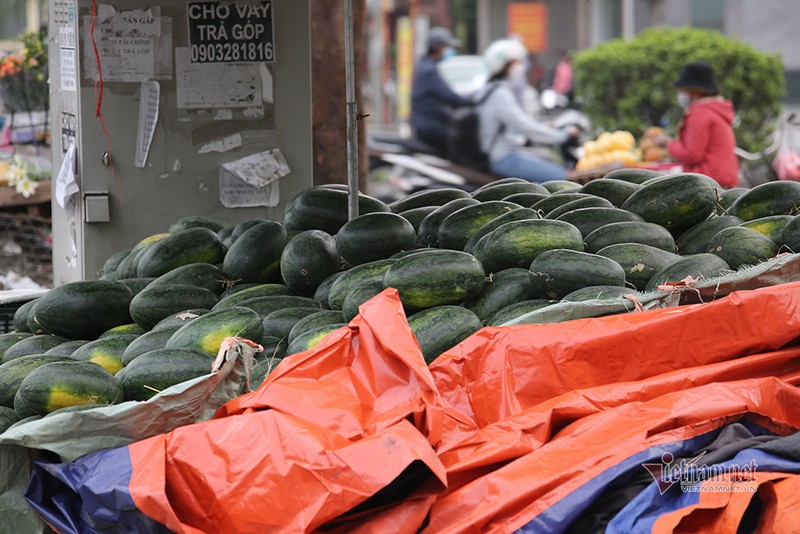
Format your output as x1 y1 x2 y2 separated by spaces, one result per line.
0 338 259 534
23 282 800 533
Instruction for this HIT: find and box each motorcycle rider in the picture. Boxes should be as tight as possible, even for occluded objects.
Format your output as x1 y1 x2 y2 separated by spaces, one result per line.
476 39 579 183
411 27 468 154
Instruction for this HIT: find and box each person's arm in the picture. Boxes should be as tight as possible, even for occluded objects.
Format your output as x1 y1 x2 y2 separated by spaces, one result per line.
424 69 469 108
491 87 570 145
666 110 712 166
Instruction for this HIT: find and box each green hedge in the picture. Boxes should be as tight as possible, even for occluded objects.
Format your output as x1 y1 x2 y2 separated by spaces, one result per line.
573 27 785 153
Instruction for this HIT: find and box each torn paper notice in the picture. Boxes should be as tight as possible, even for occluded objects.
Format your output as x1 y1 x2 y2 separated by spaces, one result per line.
221 148 290 188
176 47 262 109
199 132 242 154
219 170 279 208
55 144 79 209
55 145 80 267
135 81 160 168
218 149 289 208
83 6 173 82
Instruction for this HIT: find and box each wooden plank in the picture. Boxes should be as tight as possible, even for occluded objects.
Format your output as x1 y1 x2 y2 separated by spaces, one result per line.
0 181 51 208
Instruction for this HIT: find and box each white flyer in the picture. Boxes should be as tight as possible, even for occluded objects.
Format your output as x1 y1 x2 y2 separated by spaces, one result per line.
175 47 263 109
135 81 160 168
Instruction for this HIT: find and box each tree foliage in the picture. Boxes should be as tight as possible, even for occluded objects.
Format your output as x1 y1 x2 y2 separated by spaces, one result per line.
573 27 785 152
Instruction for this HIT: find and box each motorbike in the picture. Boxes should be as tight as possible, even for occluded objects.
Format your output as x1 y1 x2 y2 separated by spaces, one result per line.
367 100 591 203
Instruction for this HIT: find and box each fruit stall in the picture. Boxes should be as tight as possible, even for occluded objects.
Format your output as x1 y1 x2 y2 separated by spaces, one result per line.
2 1 800 532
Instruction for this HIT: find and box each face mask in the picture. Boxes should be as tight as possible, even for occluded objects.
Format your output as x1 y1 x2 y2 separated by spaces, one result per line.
677 92 692 109
508 62 526 81
443 47 456 60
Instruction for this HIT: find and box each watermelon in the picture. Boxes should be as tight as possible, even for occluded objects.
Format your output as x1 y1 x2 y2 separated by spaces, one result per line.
287 310 345 346
117 348 214 401
99 323 146 338
707 226 778 270
12 299 38 333
580 178 643 207
168 215 227 233
555 207 644 237
136 228 226 278
487 299 557 326
122 326 182 367
407 306 482 364
584 221 677 254
260 307 323 340
417 197 481 247
473 219 584 274
166 306 263 356
464 268 539 323
283 187 390 234
285 323 347 356
471 181 548 202
780 215 800 252
147 263 230 295
389 187 471 214
542 180 582 194
14 361 123 418
279 230 342 296
0 332 33 360
33 281 133 340
596 243 682 291
336 212 417 265
0 354 73 407
675 215 745 255
397 206 438 232
327 259 396 310
602 168 664 184
313 272 346 308
730 181 800 221
561 285 638 302
342 282 386 322
462 207 540 254
70 335 139 375
129 284 219 330
622 173 718 235
2 335 72 364
529 249 626 299
222 221 288 284
214 283 296 310
544 196 615 220
438 201 519 250
501 192 550 207
43 340 91 356
645 254 730 292
383 250 486 310
739 215 794 244
151 309 209 332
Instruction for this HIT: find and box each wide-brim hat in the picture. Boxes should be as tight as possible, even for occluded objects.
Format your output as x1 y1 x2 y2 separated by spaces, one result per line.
674 61 720 94
428 27 461 49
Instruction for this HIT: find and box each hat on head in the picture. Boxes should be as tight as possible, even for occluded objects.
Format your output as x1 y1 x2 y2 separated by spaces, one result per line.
428 27 461 49
483 39 527 77
674 61 720 94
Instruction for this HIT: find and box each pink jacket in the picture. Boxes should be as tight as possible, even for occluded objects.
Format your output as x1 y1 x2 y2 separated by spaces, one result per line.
667 97 740 189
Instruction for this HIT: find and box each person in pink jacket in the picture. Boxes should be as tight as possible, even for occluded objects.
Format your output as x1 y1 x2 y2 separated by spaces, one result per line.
656 61 740 189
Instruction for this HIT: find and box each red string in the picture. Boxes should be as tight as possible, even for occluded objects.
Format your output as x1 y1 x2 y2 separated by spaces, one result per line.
89 0 121 195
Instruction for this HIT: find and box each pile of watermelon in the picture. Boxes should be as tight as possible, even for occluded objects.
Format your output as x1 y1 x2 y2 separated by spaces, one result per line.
2 171 800 428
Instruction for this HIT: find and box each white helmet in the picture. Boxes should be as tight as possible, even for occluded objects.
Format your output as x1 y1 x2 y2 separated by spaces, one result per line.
484 39 527 77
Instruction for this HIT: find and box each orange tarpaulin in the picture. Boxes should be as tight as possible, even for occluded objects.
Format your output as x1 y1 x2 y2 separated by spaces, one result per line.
25 283 800 533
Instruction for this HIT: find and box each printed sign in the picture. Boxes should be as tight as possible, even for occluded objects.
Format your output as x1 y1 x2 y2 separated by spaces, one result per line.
508 2 548 53
187 1 274 64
